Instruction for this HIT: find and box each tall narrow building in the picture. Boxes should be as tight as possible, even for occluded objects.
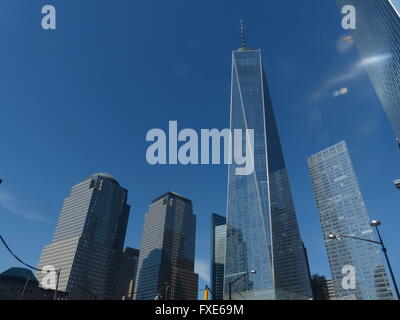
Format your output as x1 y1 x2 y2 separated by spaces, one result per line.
336 0 400 146
134 192 198 300
117 247 140 300
224 21 312 300
210 213 226 300
104 247 140 300
36 173 131 299
307 141 393 300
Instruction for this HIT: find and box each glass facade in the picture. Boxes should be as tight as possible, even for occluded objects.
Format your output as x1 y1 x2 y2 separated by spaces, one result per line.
134 192 198 300
336 0 400 144
311 274 331 300
224 43 312 300
107 247 140 300
210 213 226 300
307 141 393 300
36 173 130 299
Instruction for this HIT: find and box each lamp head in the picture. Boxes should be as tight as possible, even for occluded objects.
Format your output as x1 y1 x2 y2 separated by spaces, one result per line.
370 220 381 227
328 234 338 240
250 270 257 275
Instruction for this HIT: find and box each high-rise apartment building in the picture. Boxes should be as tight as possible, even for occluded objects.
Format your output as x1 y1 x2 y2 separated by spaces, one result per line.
134 192 198 300
210 213 226 300
224 22 312 300
36 173 131 299
336 0 400 146
307 141 393 300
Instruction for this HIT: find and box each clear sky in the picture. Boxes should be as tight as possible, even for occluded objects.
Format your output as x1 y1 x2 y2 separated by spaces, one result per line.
0 0 399 295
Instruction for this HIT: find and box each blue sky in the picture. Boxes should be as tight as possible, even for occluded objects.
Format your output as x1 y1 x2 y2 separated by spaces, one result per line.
0 0 399 294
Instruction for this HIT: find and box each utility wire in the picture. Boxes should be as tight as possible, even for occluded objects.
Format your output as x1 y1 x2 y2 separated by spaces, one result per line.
0 234 42 272
0 181 43 273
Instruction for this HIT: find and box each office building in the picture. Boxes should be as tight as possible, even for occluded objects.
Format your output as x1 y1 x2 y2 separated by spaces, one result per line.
336 0 400 146
36 173 131 299
134 192 198 300
224 21 313 300
210 213 226 300
307 141 393 300
118 247 140 300
104 247 140 300
311 274 332 300
325 278 336 300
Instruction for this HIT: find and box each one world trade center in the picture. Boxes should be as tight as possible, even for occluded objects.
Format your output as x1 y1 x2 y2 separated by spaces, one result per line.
224 21 312 300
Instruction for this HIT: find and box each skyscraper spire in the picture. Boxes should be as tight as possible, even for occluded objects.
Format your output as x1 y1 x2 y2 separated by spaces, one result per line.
240 19 247 48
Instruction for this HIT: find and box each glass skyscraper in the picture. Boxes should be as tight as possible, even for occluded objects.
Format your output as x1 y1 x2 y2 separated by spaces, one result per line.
336 0 400 145
134 192 198 300
210 213 226 300
117 247 140 300
36 173 131 299
224 23 312 300
307 141 393 300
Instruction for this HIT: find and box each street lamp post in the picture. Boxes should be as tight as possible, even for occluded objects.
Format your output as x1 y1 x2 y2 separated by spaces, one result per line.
228 270 256 300
328 219 399 300
53 268 61 300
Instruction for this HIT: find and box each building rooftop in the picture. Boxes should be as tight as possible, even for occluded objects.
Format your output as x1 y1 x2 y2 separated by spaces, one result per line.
90 172 120 186
0 267 38 282
152 192 192 204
